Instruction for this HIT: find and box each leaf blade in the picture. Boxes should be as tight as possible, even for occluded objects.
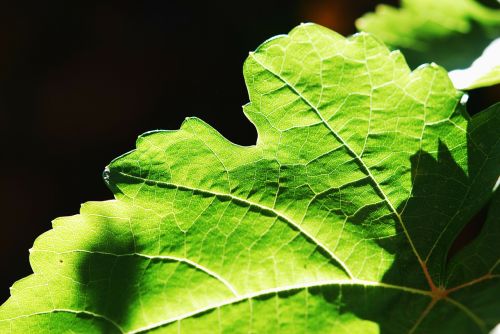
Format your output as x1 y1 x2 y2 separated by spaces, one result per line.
1 23 499 333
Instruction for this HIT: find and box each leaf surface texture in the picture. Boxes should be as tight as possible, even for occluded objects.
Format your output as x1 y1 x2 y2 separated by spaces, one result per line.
1 24 499 334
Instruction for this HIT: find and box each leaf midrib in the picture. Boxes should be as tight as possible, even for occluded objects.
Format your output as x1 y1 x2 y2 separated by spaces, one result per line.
127 279 431 334
3 281 487 334
113 170 354 279
0 280 431 334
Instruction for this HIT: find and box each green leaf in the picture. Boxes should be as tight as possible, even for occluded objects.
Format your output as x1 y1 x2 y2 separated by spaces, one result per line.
1 23 499 333
356 0 500 89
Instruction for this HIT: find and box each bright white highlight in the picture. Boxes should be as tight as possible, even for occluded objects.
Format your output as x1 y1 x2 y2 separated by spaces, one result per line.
449 38 500 90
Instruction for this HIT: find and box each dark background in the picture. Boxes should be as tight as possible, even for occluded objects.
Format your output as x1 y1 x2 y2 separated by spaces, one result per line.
0 0 498 303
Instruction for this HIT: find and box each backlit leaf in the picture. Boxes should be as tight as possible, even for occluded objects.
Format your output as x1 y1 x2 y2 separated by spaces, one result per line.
0 23 499 333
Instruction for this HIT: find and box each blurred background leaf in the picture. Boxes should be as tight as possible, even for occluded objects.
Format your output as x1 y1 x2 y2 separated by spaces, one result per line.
356 0 500 89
